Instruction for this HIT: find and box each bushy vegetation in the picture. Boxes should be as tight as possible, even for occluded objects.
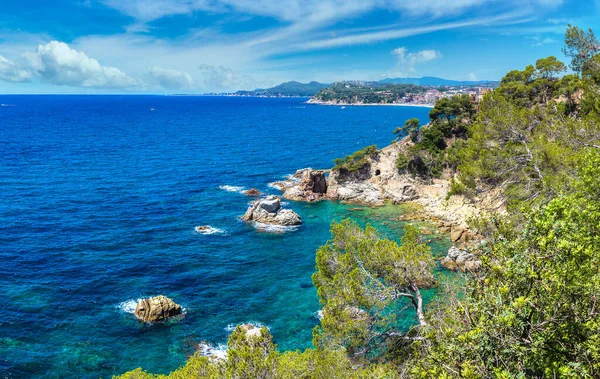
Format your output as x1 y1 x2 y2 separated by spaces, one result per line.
332 144 378 173
395 94 475 178
117 26 600 379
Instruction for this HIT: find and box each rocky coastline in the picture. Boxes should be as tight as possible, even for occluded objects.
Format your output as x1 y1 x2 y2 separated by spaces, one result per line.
272 137 506 267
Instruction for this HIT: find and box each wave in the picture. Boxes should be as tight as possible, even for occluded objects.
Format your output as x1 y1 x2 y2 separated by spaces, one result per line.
195 225 226 235
219 185 246 194
1 104 16 107
224 321 269 332
198 342 228 360
314 310 324 320
117 299 187 315
267 182 284 190
252 222 299 234
117 299 139 314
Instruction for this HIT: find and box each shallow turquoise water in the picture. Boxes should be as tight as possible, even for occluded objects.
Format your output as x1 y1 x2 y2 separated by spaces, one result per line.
0 96 441 378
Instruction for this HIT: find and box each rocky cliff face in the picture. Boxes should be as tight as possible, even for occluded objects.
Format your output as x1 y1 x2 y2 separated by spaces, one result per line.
274 136 506 244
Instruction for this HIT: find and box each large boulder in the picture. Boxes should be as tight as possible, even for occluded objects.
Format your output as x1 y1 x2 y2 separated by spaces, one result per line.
134 295 182 322
242 195 302 226
441 246 482 272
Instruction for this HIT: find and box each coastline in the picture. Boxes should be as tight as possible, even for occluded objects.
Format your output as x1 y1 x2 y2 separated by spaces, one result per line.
305 99 434 108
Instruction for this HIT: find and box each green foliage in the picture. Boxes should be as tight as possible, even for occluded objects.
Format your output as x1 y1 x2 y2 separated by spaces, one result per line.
393 118 420 142
312 220 436 360
563 24 600 73
333 145 378 173
535 56 566 79
394 94 475 179
497 56 570 107
413 150 600 378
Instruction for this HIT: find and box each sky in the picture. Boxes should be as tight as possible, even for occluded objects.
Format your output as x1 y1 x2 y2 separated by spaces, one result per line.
0 0 598 94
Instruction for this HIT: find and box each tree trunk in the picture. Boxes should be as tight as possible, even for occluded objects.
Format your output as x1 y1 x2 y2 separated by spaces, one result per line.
409 282 428 327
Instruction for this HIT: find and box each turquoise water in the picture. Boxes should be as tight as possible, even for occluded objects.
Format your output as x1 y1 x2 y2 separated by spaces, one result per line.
0 96 440 378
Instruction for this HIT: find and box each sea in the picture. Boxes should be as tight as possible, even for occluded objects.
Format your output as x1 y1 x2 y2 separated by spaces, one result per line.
0 95 446 378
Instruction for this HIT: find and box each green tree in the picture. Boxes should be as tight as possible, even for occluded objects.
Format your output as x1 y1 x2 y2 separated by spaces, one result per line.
563 24 600 73
535 56 567 79
394 118 420 142
312 220 436 361
414 150 600 378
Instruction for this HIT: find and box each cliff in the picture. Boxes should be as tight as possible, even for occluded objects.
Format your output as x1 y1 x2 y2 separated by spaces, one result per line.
273 136 506 232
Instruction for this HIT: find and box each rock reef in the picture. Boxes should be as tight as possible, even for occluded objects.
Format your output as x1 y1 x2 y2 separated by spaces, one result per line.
242 195 302 226
134 295 182 322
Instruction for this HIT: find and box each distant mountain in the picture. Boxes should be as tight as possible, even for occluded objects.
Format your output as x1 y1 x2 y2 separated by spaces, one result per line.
379 76 498 87
235 81 330 97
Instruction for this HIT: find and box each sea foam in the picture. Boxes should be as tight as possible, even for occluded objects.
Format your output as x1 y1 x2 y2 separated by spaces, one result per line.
198 342 228 360
224 321 269 332
117 299 139 314
195 226 226 235
219 185 246 194
252 222 299 234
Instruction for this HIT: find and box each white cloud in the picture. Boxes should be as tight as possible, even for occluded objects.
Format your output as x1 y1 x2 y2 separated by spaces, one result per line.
0 56 32 82
148 66 195 90
22 41 140 88
102 0 563 23
528 35 558 46
197 64 256 91
392 46 442 71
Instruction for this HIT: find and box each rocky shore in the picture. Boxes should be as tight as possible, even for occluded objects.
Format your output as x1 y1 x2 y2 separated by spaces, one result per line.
272 136 506 268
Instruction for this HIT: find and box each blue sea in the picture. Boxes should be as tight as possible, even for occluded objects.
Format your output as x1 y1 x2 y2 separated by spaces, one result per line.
0 96 443 378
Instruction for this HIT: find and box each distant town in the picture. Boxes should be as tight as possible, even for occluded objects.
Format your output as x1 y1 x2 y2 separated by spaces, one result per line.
198 78 498 106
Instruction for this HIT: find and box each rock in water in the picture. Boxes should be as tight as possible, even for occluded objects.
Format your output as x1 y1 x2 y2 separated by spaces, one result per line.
242 195 302 226
134 295 182 322
244 188 261 196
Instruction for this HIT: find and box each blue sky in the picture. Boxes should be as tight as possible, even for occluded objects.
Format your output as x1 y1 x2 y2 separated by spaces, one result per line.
0 0 598 93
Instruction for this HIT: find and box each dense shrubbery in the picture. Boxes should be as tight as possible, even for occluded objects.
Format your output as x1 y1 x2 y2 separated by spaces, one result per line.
116 26 600 379
395 94 475 179
332 144 378 172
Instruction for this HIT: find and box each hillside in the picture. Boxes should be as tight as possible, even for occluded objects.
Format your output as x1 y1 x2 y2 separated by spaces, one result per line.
309 81 426 105
234 81 329 97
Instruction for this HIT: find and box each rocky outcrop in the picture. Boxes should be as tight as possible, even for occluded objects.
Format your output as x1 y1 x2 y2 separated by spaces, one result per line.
134 295 182 322
441 246 482 272
282 169 328 202
244 188 261 196
242 195 302 226
275 136 505 237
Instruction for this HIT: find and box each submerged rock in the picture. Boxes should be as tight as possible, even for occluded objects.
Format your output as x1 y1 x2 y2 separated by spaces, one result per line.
244 188 261 196
441 246 482 272
134 295 182 322
242 195 302 226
